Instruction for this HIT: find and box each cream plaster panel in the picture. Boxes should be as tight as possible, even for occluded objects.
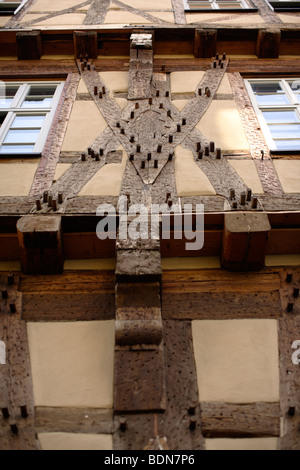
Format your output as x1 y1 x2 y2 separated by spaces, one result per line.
0 163 38 196
162 257 220 270
38 433 113 451
147 12 175 23
278 14 300 24
21 13 86 26
205 438 278 451
175 145 216 196
27 321 115 408
54 164 72 182
64 259 116 271
192 319 280 403
266 255 300 267
0 262 21 272
185 13 265 24
77 78 89 94
217 74 232 95
99 71 129 97
115 97 128 110
196 101 249 152
62 101 107 152
170 71 205 94
79 153 127 196
111 0 172 9
172 99 190 112
30 0 86 11
228 160 264 194
104 10 151 24
221 14 265 25
273 160 300 194
0 17 10 27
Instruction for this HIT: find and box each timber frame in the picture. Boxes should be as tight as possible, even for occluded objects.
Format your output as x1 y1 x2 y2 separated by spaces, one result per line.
0 1 300 452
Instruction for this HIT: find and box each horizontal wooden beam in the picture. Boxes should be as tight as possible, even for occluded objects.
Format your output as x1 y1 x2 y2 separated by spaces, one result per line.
200 402 281 437
35 407 113 434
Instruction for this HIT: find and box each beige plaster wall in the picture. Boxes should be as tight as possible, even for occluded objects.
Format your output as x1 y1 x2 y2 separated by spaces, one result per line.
29 0 88 11
273 160 300 194
79 151 127 196
192 319 280 403
217 74 232 95
0 163 38 196
117 0 173 9
278 14 300 24
21 13 86 25
205 438 278 451
175 145 216 196
54 163 72 182
185 13 265 24
99 71 129 97
228 159 264 194
38 433 113 451
172 99 190 112
170 71 205 94
62 101 107 152
27 320 115 408
196 101 250 152
104 10 151 24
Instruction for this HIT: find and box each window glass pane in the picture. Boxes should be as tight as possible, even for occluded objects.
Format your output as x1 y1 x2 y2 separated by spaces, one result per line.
21 97 53 108
255 94 290 105
218 2 243 7
269 124 300 139
27 85 57 97
0 144 35 154
11 115 46 128
274 139 300 150
251 82 290 105
0 85 19 108
251 82 282 94
262 110 300 123
288 80 300 94
4 129 40 144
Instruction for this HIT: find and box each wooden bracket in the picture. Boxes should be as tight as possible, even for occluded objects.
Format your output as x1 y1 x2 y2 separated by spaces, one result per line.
16 216 64 275
16 31 42 60
74 31 98 59
194 29 217 58
256 29 281 59
221 213 271 272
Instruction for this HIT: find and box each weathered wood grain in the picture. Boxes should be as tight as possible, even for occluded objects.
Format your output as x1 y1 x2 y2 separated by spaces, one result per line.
200 402 281 438
35 407 113 434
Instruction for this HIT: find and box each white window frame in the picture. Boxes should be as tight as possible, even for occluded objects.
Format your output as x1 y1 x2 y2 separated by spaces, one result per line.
184 0 249 9
0 1 27 14
0 81 64 156
245 78 300 152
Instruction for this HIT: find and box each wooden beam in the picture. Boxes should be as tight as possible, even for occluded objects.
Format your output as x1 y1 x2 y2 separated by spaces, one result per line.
194 29 217 58
162 269 282 319
221 213 271 272
74 31 98 59
200 402 281 438
35 407 113 434
16 216 64 275
16 31 42 60
256 29 281 59
114 348 166 413
20 271 115 321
